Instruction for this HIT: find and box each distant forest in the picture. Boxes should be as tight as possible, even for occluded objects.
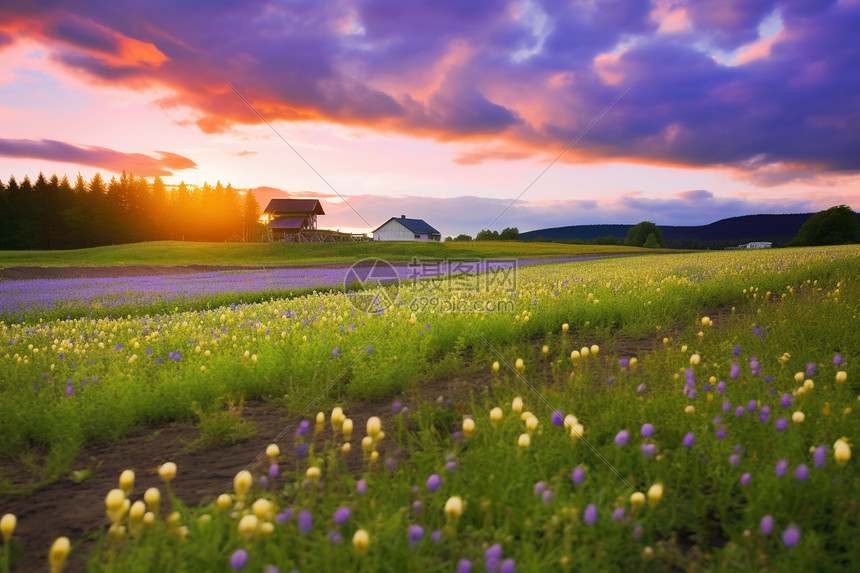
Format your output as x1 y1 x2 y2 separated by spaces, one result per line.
0 172 262 250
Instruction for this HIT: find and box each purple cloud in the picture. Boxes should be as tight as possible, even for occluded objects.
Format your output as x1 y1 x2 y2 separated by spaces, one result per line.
0 0 858 182
0 138 197 177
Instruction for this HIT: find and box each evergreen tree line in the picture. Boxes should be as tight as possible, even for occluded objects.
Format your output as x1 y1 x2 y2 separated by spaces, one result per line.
0 172 263 250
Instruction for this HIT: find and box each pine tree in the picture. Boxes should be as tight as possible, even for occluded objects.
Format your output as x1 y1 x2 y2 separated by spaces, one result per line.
242 190 261 242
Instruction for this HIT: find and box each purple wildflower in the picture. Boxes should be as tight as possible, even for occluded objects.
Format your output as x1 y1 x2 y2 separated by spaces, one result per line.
332 348 339 357
500 559 516 573
230 549 248 569
748 400 757 412
814 446 827 468
735 406 744 418
713 416 722 424
760 515 774 535
456 560 473 573
729 454 740 466
722 400 731 412
716 428 726 439
408 525 424 548
275 509 292 523
427 474 442 492
619 358 630 368
834 354 843 365
298 510 313 533
612 507 625 521
584 504 597 525
485 544 503 560
775 460 788 477
296 420 311 436
413 500 423 514
269 464 279 478
641 443 656 457
806 363 816 377
641 423 654 437
551 410 564 425
328 530 342 544
572 467 585 484
615 430 630 446
781 394 791 409
259 476 269 488
333 507 351 524
366 346 374 353
782 525 800 547
356 479 367 494
717 381 726 394
637 383 647 393
392 401 401 412
606 377 616 387
633 525 643 539
775 418 789 431
296 443 309 459
741 473 751 486
730 363 740 379
683 432 695 447
795 464 809 481
534 481 546 495
733 345 741 356
541 490 553 505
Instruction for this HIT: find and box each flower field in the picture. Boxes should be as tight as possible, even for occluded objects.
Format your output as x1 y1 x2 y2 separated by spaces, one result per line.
1 246 858 571
0 256 612 322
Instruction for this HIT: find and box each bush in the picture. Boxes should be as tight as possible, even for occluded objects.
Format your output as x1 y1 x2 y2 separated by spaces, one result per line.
643 233 661 248
792 205 860 246
625 221 664 247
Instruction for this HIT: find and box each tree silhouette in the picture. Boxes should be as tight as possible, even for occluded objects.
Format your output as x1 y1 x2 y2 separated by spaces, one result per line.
625 221 664 247
792 205 860 246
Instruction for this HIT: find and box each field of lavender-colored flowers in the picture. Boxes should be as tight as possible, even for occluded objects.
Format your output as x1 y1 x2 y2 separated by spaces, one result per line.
0 256 624 318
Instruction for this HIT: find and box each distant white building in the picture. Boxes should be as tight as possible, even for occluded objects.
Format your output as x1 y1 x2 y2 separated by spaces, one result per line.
742 242 773 249
373 216 442 241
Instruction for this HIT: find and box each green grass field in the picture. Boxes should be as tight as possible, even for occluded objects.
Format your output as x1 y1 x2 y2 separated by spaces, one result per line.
2 246 857 572
0 241 648 267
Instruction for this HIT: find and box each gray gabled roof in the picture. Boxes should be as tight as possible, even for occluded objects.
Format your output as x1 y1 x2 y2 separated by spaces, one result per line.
264 199 325 215
374 217 440 235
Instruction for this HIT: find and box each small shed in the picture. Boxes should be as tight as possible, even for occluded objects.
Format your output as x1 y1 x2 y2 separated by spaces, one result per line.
264 199 325 239
373 215 441 241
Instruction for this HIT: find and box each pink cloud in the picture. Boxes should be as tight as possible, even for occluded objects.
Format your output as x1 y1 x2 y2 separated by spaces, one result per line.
0 138 196 177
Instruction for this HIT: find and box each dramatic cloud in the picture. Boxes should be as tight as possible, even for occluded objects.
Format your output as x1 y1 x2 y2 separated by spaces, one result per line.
1 0 858 183
0 138 196 177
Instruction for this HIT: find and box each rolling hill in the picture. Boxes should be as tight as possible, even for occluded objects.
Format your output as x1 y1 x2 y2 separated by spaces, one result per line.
519 213 831 248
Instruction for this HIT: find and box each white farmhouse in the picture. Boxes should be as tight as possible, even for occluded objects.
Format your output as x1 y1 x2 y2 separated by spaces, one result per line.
742 242 773 249
373 215 442 241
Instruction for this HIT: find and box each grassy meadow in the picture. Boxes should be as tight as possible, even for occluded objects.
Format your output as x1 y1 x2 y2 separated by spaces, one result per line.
0 240 647 268
0 245 858 571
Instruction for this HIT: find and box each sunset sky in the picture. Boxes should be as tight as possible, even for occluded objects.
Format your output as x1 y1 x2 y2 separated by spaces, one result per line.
1 0 858 236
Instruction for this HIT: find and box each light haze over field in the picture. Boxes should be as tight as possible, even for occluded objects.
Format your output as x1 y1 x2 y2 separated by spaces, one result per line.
1 0 858 236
